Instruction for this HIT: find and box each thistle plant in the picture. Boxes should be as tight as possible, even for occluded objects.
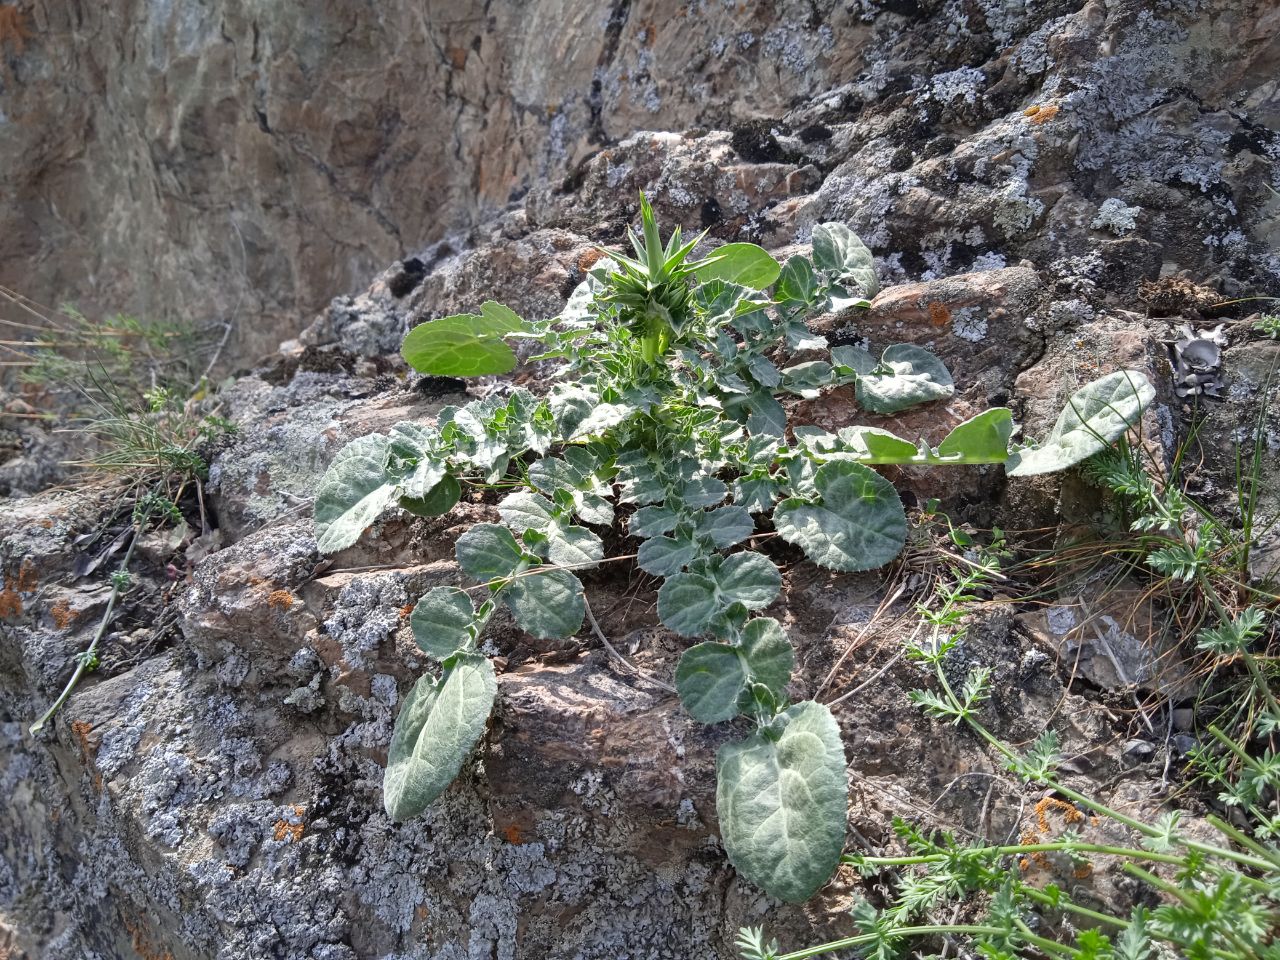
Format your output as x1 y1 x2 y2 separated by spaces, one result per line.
313 195 1155 902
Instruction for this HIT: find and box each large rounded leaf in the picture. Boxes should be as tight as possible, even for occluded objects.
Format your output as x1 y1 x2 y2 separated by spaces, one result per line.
774 461 907 572
716 701 849 902
676 642 747 723
694 243 782 290
658 573 720 636
410 587 476 659
384 653 497 821
717 552 782 610
935 408 1013 463
502 568 585 639
1006 370 1154 477
855 344 954 415
401 302 530 377
455 523 524 582
675 617 793 724
314 434 398 553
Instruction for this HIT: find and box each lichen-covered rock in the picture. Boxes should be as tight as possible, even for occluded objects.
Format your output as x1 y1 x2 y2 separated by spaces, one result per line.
5 1 1280 957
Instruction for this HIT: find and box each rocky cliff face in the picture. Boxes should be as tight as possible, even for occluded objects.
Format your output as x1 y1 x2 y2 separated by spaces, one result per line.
1 0 880 369
3 2 1280 958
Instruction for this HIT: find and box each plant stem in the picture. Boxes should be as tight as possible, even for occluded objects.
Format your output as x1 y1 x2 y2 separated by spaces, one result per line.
849 841 1190 868
933 660 1276 873
29 519 144 735
774 925 1008 960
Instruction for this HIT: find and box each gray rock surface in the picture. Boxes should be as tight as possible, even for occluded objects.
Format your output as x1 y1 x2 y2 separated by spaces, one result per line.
3 1 1280 957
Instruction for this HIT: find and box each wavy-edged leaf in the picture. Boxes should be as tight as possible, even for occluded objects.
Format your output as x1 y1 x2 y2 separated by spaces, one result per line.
735 471 780 513
638 532 700 577
717 552 782 610
695 243 782 290
399 474 461 518
774 461 907 571
830 345 877 377
568 401 637 440
781 361 833 399
738 617 794 699
630 505 678 539
745 391 788 438
1006 370 1155 477
455 523 524 582
716 700 849 902
401 304 530 377
935 408 1013 463
856 344 954 414
697 506 754 548
676 642 748 723
384 653 497 821
315 435 398 553
496 492 603 568
410 587 476 659
502 568 584 639
812 223 879 299
658 573 720 636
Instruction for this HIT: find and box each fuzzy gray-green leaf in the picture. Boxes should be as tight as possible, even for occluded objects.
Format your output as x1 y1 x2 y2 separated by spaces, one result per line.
738 617 794 698
811 224 879 299
716 700 848 902
314 434 399 553
716 552 781 610
455 523 524 582
676 642 748 723
1006 370 1155 477
658 573 720 636
856 344 955 414
384 653 497 821
774 461 907 572
502 568 584 639
410 587 475 659
637 533 700 577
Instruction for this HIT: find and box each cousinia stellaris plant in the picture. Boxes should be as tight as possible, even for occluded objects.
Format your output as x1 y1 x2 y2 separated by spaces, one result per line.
313 193 1155 902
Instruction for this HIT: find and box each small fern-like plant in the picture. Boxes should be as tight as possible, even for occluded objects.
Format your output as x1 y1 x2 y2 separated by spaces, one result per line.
313 194 1155 902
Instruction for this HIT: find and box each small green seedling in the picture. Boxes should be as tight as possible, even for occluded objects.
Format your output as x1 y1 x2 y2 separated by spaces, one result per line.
314 194 1154 902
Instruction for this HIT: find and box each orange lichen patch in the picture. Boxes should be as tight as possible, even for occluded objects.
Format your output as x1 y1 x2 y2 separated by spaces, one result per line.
927 301 951 327
273 805 306 842
50 598 77 630
1072 862 1094 879
0 587 20 619
71 720 94 757
16 561 37 591
266 589 295 611
122 915 175 960
1023 105 1041 117
447 45 468 69
577 247 604 272
0 5 32 54
1034 796 1086 833
1027 104 1060 125
400 601 416 619
503 823 523 845
39 518 53 528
